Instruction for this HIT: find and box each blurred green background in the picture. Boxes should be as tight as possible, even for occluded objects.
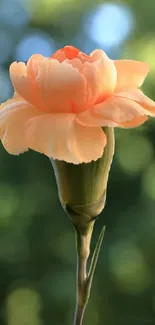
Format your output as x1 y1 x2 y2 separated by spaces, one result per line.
0 0 155 324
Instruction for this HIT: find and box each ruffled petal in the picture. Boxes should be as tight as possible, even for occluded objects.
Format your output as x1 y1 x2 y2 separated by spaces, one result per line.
116 89 155 115
0 92 21 111
25 114 106 164
0 94 41 154
77 90 153 127
114 60 149 91
27 56 86 113
94 95 149 123
77 110 117 127
10 62 35 104
82 49 117 106
10 57 47 112
119 116 148 128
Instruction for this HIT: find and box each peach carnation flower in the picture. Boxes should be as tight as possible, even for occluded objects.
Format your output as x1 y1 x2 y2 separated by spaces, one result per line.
0 45 155 164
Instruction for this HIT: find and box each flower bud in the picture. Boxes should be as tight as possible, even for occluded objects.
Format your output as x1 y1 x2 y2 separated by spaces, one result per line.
51 127 114 234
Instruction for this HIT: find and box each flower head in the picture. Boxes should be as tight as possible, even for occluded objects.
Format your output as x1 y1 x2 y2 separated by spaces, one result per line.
0 45 155 164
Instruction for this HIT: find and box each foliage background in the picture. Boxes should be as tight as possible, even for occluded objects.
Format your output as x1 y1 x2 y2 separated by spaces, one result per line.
0 0 155 324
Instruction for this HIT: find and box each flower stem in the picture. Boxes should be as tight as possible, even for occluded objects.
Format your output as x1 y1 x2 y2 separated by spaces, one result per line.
73 255 86 325
73 305 85 325
73 231 90 325
73 223 106 325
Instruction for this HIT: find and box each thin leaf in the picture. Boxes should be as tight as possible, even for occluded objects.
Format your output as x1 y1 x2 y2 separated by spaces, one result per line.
85 225 106 299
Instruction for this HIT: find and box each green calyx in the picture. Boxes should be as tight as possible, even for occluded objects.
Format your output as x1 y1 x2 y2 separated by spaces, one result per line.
51 127 114 234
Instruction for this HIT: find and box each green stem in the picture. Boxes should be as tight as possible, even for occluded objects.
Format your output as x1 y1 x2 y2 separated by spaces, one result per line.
73 223 106 325
73 226 93 325
74 305 85 325
73 254 87 325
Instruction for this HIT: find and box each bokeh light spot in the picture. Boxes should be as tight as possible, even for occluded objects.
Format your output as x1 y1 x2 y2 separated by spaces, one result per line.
6 287 42 325
42 271 75 302
15 32 56 61
0 0 30 28
0 67 13 102
0 184 19 226
109 241 150 294
0 31 14 64
124 37 155 71
142 163 155 200
50 231 75 264
84 3 134 47
116 135 153 175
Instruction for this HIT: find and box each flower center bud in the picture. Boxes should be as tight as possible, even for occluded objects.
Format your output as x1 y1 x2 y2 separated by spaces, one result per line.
50 46 93 63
